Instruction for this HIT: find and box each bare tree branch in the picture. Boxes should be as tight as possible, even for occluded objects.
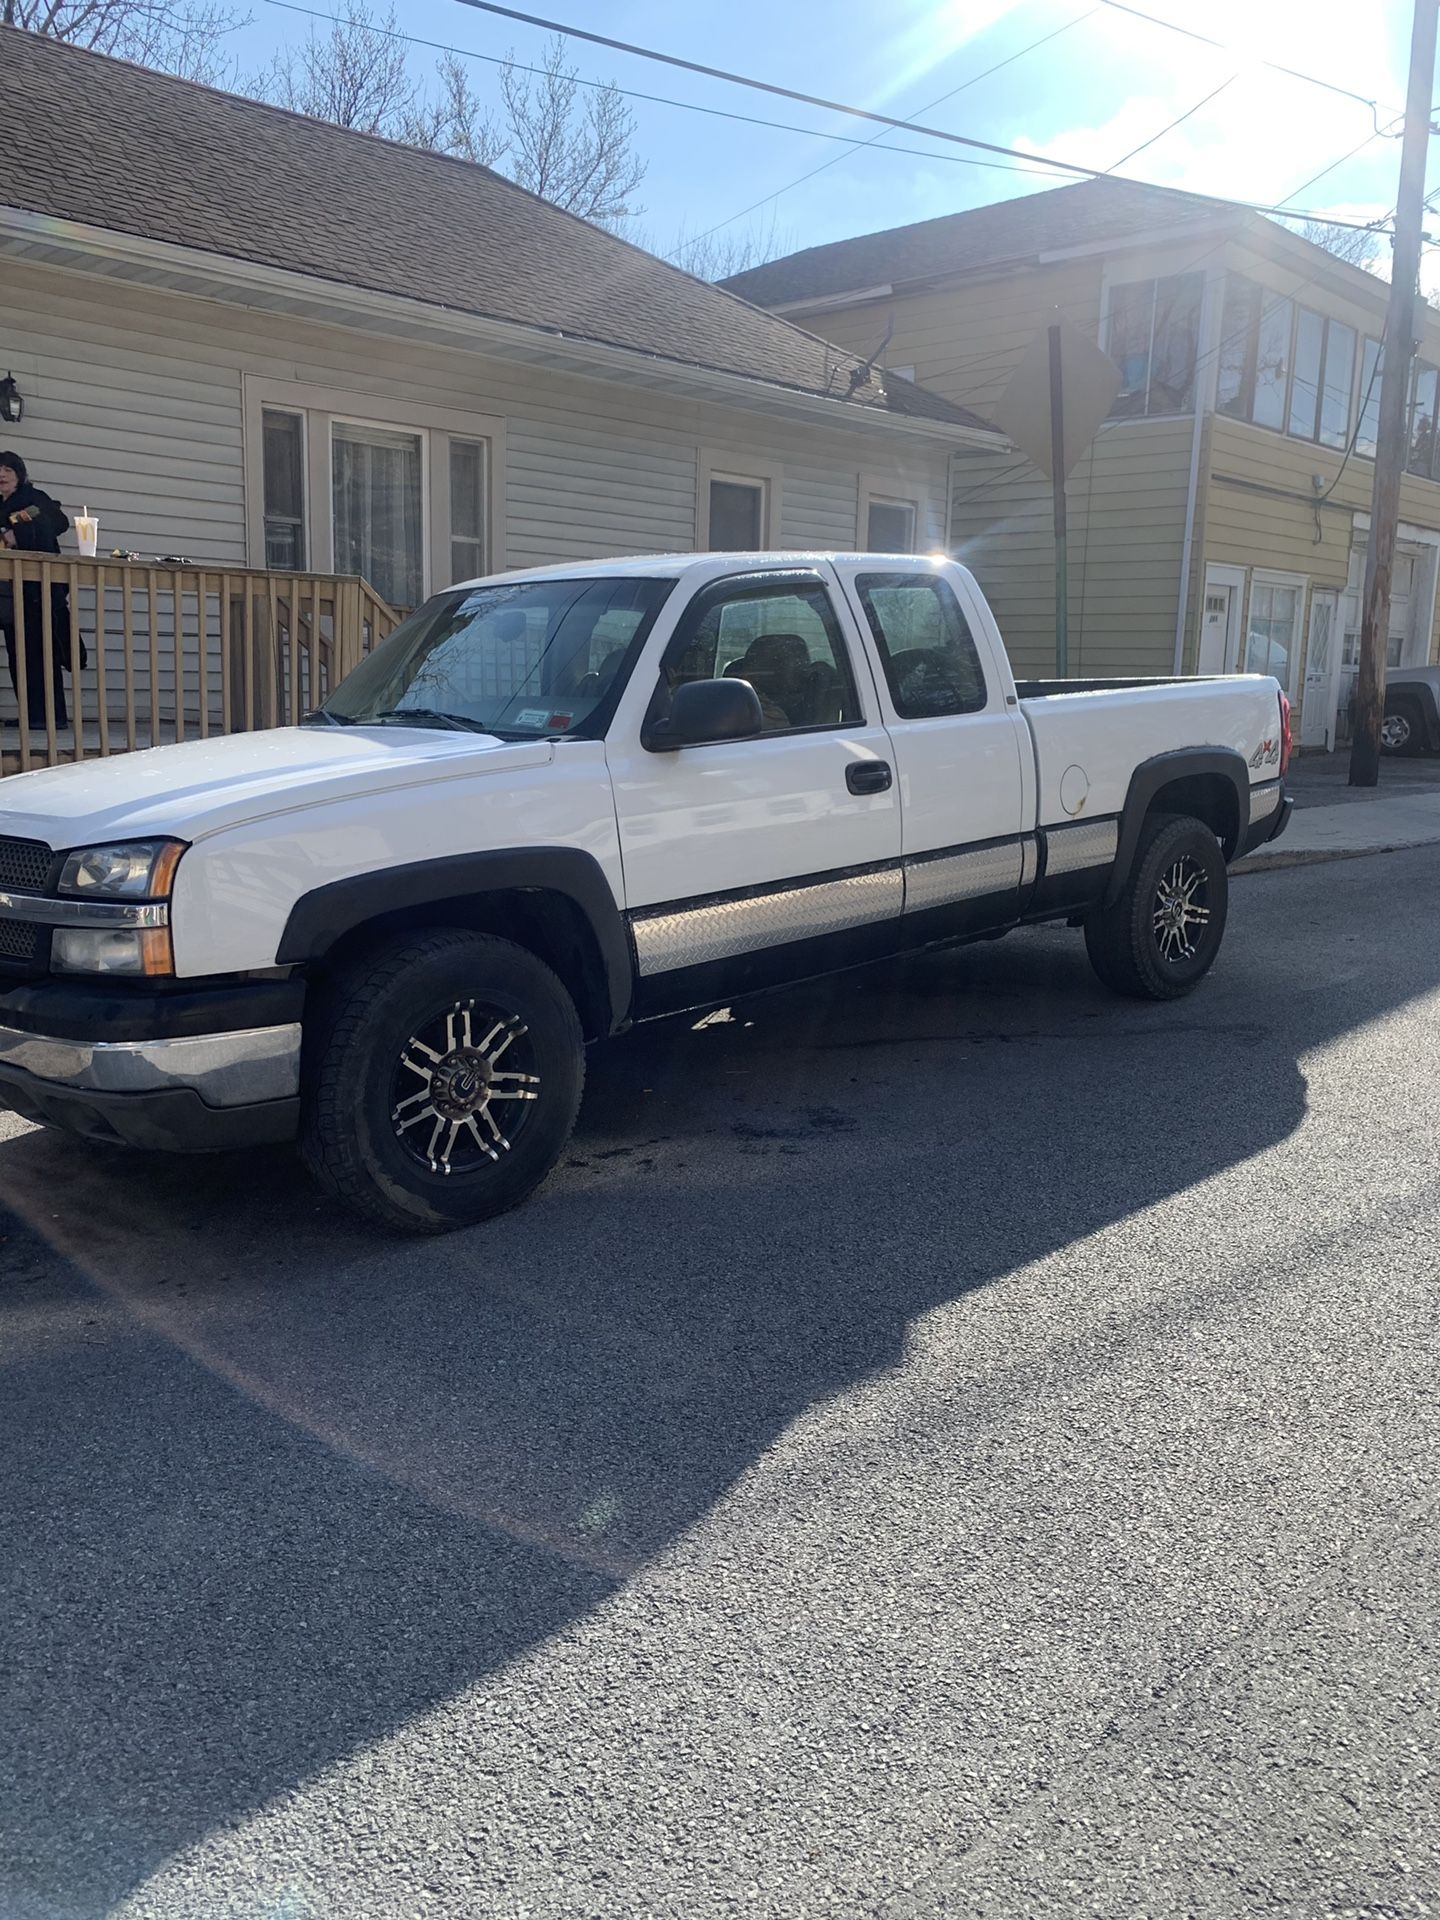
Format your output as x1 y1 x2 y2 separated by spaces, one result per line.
258 2 415 135
495 35 644 226
666 213 796 284
16 6 645 225
1294 217 1383 274
10 0 246 85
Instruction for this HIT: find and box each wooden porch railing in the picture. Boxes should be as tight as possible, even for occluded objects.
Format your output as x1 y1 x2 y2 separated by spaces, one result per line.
0 555 401 776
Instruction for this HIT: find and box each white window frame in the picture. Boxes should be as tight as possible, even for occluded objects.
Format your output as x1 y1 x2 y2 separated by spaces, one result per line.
259 405 309 571
1098 256 1206 420
858 477 920 553
242 375 505 591
1244 568 1308 697
697 449 782 550
328 414 430 611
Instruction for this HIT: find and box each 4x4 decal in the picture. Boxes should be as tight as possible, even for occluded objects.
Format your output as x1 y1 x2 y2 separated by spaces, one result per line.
1249 738 1280 768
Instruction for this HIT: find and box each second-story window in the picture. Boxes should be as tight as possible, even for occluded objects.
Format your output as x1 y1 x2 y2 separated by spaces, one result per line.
1407 361 1440 480
1216 275 1361 452
1106 272 1204 417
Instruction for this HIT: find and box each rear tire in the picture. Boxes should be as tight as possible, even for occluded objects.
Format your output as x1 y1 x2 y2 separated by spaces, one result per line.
1380 699 1424 756
300 928 585 1234
1084 812 1228 1001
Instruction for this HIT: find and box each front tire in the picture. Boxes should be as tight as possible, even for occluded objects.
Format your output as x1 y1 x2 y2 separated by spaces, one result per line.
300 929 585 1234
1084 812 1228 1001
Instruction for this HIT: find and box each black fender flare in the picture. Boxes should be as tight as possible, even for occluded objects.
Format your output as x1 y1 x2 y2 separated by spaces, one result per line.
1104 748 1250 908
275 846 634 1032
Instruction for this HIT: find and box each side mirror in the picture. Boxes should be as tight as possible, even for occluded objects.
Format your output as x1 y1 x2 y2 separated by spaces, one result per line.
645 676 764 750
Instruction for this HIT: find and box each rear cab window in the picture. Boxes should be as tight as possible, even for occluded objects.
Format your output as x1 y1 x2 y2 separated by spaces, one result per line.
855 572 989 718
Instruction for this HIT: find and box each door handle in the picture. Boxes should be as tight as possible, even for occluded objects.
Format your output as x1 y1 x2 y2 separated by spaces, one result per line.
846 759 893 795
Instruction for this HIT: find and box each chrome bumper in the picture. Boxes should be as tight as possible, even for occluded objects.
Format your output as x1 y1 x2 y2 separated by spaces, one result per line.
0 1021 301 1108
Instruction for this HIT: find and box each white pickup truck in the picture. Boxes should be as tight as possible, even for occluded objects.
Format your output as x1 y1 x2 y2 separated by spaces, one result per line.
0 552 1291 1231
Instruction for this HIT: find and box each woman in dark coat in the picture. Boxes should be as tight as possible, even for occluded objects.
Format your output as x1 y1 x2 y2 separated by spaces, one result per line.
0 450 73 729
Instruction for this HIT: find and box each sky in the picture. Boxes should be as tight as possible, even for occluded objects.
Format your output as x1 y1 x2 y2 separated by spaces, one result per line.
226 0 1434 281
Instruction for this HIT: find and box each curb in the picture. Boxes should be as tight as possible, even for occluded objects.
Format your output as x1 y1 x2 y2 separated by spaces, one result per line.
1232 837 1440 876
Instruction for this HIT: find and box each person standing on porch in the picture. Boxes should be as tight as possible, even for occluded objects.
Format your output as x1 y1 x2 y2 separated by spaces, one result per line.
0 450 73 730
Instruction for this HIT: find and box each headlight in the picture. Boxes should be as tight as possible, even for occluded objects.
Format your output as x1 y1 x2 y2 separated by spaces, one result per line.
51 927 174 976
57 840 186 900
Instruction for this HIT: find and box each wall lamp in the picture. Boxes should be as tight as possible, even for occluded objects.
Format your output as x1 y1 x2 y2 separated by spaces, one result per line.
0 373 22 425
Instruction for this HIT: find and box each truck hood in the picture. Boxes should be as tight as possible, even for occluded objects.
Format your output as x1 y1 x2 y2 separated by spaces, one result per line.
0 725 553 849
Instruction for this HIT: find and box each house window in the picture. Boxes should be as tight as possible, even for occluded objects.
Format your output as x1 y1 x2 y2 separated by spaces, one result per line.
262 409 306 570
1215 276 1361 450
1106 272 1203 417
865 497 917 553
331 421 425 611
1356 338 1382 457
449 438 487 584
1244 576 1304 693
708 476 767 550
1407 362 1440 480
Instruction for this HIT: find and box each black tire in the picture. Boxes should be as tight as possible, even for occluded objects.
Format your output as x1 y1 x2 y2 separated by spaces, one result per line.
1380 698 1425 756
300 928 585 1234
1084 811 1228 1001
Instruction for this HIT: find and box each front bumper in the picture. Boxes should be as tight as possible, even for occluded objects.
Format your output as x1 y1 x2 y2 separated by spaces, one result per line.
0 987 303 1151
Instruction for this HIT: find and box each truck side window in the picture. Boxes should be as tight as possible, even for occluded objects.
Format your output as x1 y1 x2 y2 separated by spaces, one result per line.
653 575 862 734
856 573 988 718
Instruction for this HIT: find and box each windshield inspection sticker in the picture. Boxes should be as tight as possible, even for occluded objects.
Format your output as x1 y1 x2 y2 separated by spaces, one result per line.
513 709 550 727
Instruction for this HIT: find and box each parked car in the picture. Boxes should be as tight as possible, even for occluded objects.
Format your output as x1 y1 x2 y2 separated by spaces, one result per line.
1382 666 1440 755
0 553 1291 1232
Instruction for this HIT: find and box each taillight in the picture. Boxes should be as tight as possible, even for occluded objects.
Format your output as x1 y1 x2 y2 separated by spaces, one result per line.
1278 691 1292 777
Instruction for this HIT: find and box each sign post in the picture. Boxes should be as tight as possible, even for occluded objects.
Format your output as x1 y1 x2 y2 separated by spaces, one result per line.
994 313 1122 678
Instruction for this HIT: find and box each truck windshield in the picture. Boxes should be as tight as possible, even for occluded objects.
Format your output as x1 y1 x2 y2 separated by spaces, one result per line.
319 576 678 738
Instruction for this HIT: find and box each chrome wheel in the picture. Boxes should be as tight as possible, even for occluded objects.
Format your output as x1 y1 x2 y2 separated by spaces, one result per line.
1153 855 1211 964
1381 711 1412 751
389 1000 541 1175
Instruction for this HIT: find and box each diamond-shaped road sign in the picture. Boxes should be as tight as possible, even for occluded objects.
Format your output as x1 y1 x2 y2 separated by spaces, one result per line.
992 314 1124 482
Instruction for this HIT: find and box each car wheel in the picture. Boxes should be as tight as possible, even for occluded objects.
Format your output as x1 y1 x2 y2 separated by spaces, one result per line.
1380 700 1423 755
1084 812 1229 1002
300 928 585 1234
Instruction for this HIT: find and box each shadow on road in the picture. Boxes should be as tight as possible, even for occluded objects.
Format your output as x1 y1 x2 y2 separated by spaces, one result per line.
0 855 1435 1914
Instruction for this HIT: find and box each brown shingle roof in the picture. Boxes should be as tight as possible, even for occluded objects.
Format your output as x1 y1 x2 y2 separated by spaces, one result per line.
721 179 1242 309
0 30 992 432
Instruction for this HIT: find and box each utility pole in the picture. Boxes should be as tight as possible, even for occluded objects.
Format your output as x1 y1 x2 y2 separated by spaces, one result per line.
1350 0 1439 785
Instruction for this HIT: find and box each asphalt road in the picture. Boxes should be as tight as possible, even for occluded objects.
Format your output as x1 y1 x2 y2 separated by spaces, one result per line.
2 850 1437 1919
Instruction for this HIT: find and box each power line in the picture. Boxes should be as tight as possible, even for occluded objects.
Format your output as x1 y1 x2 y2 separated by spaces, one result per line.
446 0 1399 236
683 3 1103 250
269 2 1398 238
449 0 1110 179
1096 0 1404 123
1102 73 1240 173
266 0 1083 184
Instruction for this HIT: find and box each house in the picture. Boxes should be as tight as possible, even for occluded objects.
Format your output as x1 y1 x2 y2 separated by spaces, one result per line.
726 178 1440 751
0 31 995 761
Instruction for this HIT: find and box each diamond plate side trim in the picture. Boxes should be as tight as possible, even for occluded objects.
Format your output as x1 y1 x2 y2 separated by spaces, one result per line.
903 839 1023 913
1248 780 1282 820
632 868 903 975
1044 818 1119 877
1021 835 1039 888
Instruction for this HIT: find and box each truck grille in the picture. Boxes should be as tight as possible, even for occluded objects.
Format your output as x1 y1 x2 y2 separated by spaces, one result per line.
0 919 41 969
0 836 53 895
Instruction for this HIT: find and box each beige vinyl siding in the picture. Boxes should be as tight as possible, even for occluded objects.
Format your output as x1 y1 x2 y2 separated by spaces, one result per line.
0 257 953 583
801 260 1103 423
951 416 1194 677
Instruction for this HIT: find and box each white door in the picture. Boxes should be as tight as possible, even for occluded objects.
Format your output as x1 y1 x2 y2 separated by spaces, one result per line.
1198 583 1233 676
607 567 903 990
1301 590 1339 749
833 561 1029 860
